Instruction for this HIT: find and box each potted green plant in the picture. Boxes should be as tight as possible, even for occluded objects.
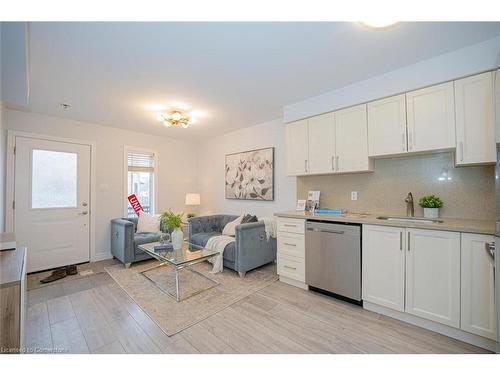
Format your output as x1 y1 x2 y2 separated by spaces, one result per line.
160 210 184 250
418 195 443 219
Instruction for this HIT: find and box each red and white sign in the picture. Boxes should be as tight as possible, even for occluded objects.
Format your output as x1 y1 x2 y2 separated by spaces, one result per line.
127 194 143 215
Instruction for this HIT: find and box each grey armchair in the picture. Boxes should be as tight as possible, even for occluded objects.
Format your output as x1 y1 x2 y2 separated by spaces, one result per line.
188 214 276 277
110 217 162 267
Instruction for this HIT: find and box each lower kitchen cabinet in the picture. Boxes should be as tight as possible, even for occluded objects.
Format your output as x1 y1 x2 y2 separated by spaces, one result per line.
405 229 461 328
362 225 405 312
277 218 306 288
461 233 497 340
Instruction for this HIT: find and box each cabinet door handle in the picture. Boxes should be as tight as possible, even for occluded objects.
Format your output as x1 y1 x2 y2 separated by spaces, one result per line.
400 231 403 251
331 156 335 170
459 142 464 162
284 265 297 270
336 156 339 171
408 132 413 150
305 160 308 173
283 224 296 228
407 232 411 251
283 242 297 247
402 133 406 151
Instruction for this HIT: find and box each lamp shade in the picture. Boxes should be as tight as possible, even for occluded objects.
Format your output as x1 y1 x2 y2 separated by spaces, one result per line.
185 193 201 206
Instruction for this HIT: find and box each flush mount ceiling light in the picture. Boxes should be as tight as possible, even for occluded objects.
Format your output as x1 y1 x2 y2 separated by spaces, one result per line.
157 110 192 128
360 21 399 29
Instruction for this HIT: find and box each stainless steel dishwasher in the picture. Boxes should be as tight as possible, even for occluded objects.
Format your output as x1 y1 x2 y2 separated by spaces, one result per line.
305 221 361 304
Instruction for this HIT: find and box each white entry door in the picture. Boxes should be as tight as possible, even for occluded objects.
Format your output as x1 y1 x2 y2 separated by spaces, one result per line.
14 136 91 273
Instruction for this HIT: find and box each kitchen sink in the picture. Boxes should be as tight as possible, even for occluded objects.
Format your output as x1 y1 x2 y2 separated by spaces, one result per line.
376 216 443 224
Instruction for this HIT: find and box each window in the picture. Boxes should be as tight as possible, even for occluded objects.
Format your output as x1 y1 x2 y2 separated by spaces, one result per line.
127 150 155 217
32 149 78 208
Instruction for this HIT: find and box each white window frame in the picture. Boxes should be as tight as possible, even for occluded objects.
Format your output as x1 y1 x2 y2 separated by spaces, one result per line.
124 146 158 216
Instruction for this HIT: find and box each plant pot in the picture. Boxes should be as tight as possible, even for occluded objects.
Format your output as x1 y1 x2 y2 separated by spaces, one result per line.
423 208 439 219
171 228 183 250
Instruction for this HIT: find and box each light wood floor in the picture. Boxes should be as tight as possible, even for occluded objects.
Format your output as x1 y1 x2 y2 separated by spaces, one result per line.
26 269 490 354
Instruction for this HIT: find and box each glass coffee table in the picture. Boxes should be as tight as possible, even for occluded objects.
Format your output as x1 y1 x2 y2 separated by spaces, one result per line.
138 241 220 302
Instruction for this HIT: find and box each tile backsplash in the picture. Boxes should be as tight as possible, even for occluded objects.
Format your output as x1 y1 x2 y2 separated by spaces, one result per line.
297 152 494 220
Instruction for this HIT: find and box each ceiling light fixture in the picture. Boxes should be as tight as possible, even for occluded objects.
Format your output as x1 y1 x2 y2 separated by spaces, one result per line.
157 110 191 129
360 21 398 29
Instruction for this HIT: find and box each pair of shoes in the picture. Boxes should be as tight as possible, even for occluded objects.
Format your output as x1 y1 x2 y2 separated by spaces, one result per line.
39 265 78 283
40 267 67 283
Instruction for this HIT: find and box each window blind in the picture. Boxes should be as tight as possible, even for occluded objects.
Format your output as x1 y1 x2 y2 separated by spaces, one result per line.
127 152 155 172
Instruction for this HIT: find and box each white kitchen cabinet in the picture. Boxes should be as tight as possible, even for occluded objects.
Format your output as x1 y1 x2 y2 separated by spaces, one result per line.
367 94 407 157
455 72 496 165
405 229 460 328
307 112 335 174
461 233 496 340
334 104 373 172
495 69 500 144
277 218 306 288
406 82 456 153
285 119 309 175
362 225 405 312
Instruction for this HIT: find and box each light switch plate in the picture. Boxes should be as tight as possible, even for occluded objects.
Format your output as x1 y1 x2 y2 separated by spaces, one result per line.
351 191 358 201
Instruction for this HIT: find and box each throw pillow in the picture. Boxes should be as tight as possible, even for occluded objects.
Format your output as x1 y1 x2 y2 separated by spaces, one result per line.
136 211 161 233
222 215 244 236
241 214 258 224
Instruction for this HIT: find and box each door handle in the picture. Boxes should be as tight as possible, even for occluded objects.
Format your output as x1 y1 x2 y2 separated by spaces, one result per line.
336 156 339 171
304 160 308 173
331 156 335 170
402 133 406 151
400 231 403 250
283 242 297 247
79 211 89 215
308 228 344 235
284 265 297 270
407 232 410 251
485 242 495 263
459 142 464 162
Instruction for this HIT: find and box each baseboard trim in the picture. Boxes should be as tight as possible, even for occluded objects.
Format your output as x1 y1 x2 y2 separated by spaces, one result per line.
278 276 308 290
364 301 498 352
91 252 113 262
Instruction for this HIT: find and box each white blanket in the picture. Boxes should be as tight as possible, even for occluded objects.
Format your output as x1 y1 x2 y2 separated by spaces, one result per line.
260 217 277 239
204 235 235 273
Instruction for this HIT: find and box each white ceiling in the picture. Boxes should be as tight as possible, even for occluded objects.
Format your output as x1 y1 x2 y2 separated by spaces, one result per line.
25 22 500 140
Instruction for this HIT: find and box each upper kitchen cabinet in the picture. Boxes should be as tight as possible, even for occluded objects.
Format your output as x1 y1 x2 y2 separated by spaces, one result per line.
455 71 496 165
307 113 335 174
285 119 309 175
406 82 456 153
367 94 407 157
494 69 500 144
334 104 373 173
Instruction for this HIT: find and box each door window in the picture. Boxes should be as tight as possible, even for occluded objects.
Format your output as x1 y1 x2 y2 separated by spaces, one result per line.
31 149 78 208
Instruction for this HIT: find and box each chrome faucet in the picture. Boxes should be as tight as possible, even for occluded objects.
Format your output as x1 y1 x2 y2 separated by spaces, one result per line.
405 192 414 217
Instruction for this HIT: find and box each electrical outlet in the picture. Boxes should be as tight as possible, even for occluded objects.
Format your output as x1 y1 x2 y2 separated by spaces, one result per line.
351 191 358 201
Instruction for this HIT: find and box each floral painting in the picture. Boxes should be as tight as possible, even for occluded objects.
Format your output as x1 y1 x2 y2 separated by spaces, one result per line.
225 147 274 200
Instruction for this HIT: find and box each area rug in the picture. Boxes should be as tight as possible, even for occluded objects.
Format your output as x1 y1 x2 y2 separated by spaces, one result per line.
105 260 278 336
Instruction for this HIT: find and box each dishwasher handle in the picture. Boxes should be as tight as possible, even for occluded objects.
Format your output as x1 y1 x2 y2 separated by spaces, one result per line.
307 227 345 235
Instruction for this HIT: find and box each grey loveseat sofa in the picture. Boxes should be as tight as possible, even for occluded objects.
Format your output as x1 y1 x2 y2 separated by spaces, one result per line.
188 214 276 277
111 217 163 267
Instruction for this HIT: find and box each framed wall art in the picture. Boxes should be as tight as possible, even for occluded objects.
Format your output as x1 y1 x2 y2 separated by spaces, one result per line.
225 147 274 201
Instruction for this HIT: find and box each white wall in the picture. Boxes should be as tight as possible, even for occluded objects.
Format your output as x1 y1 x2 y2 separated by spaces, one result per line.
284 35 500 122
196 118 296 218
4 109 197 260
0 103 4 232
